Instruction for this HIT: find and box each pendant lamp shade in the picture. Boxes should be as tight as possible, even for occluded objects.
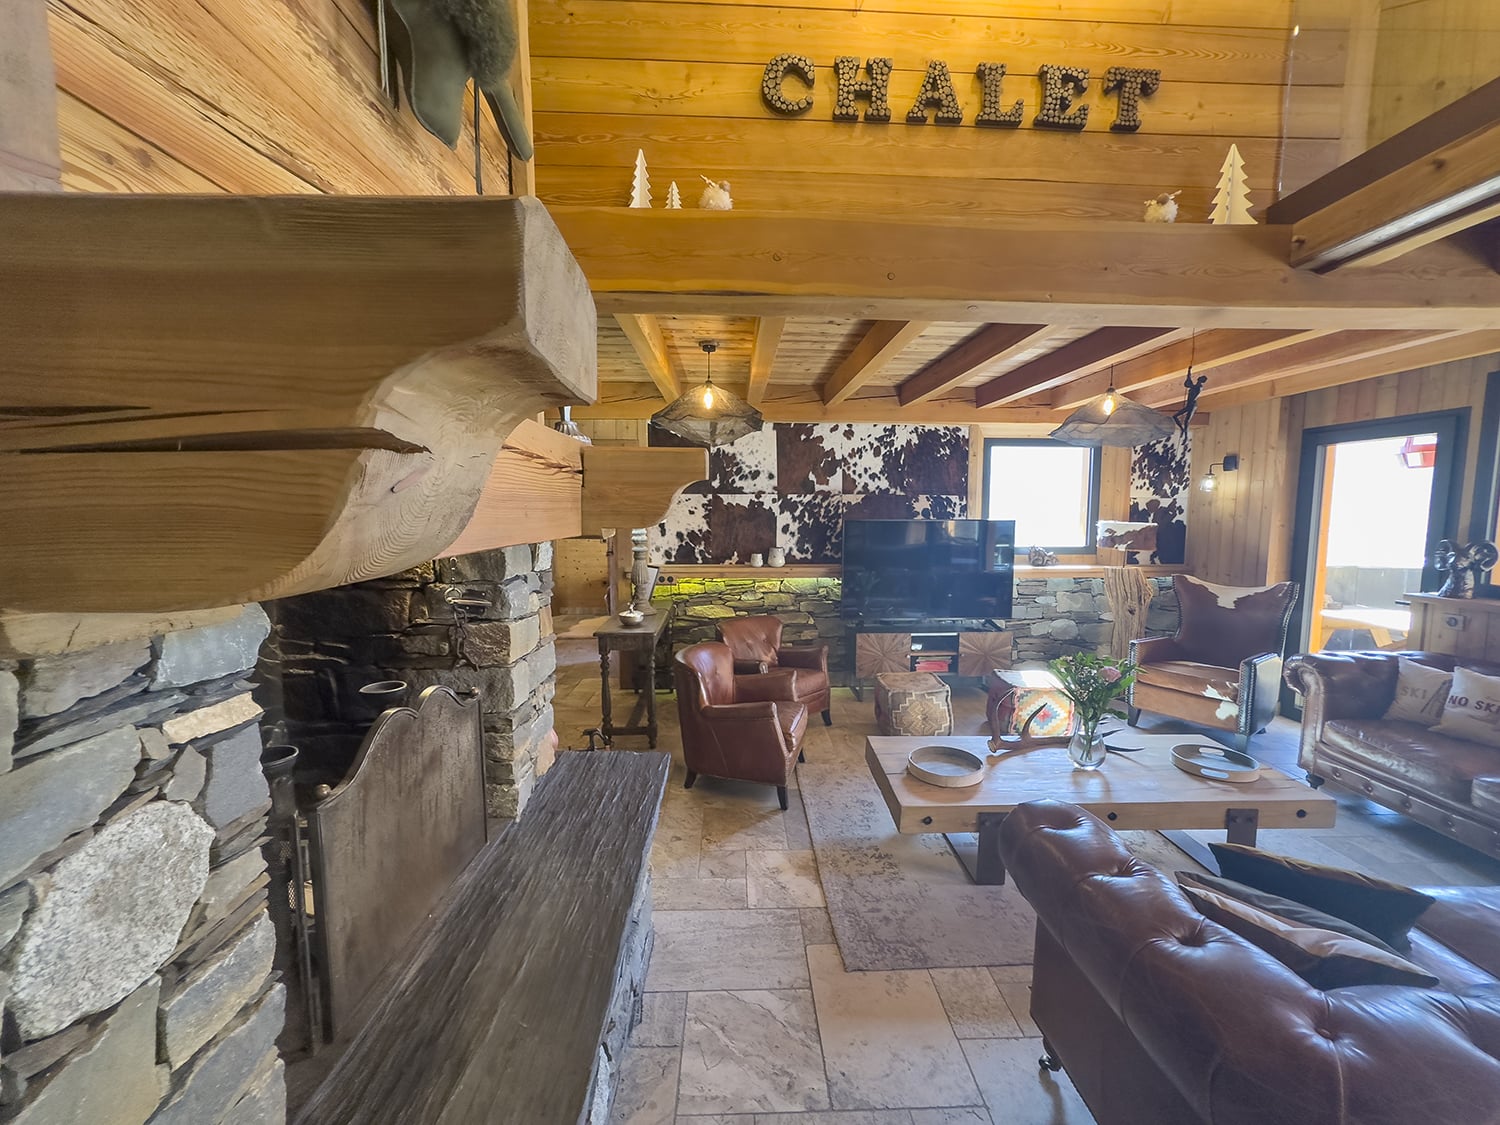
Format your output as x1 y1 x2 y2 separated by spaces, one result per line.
1050 394 1177 447
651 341 765 447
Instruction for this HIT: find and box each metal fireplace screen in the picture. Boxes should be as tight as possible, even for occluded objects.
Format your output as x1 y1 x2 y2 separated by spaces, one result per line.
305 686 487 1040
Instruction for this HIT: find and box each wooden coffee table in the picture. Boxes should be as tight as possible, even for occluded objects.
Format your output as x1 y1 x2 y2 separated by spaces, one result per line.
866 733 1337 884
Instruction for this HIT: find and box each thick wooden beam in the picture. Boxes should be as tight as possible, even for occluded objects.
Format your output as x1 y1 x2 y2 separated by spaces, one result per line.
579 445 708 534
1197 329 1500 411
443 421 584 554
0 194 597 612
549 207 1500 329
1046 328 1329 410
1291 118 1500 271
614 313 679 401
747 316 785 406
1 0 60 191
1144 329 1461 408
822 320 930 405
896 323 1051 406
572 384 1068 425
974 327 1176 408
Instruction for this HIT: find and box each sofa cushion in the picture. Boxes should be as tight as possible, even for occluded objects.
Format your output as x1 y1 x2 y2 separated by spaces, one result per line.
1172 575 1298 667
1177 871 1401 953
1180 883 1439 990
1383 656 1453 727
1435 666 1500 748
1473 776 1500 819
1135 660 1240 700
1414 885 1500 981
1210 841 1435 951
1322 718 1500 804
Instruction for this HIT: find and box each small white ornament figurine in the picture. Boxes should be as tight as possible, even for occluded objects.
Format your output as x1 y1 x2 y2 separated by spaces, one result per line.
629 149 652 208
1143 190 1180 223
699 175 733 210
665 181 682 209
1209 144 1255 224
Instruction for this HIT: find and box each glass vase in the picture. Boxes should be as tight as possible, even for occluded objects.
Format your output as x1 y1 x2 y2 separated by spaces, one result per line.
1068 721 1107 770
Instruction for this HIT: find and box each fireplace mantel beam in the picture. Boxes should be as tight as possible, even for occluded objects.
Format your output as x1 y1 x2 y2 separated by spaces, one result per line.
0 194 598 613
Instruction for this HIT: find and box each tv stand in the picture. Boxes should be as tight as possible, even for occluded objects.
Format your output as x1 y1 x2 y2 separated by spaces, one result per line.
849 620 1015 695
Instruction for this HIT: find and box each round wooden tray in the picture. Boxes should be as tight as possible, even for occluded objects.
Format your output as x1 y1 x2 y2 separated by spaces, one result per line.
1171 743 1262 783
906 744 986 788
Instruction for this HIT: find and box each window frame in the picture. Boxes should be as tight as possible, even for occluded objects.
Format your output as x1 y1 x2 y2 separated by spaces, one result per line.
981 439 1102 555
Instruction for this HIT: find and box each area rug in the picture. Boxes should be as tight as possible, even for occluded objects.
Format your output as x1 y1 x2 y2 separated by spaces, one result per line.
798 756 1207 973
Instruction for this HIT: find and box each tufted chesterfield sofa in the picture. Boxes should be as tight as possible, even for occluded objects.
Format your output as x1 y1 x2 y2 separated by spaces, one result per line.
1284 651 1500 858
998 799 1500 1125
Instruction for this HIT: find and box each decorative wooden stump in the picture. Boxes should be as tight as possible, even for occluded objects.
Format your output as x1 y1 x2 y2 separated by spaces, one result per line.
1104 567 1157 659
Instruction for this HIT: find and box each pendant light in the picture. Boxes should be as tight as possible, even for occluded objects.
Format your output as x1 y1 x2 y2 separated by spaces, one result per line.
1050 366 1176 447
651 340 765 447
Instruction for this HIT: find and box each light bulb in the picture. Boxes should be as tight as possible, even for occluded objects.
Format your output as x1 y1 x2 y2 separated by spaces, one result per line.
1199 472 1217 493
1102 388 1117 416
702 385 715 408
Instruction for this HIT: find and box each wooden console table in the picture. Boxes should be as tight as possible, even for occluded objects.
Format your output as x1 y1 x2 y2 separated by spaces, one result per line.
1406 593 1500 663
595 612 671 748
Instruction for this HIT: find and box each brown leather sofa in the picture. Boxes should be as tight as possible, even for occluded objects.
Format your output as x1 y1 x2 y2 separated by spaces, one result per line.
999 799 1500 1125
718 615 833 726
672 641 807 809
1128 575 1299 753
1284 650 1500 857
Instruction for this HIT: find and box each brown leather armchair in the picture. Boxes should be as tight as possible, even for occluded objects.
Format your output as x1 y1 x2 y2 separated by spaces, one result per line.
717 615 832 726
1127 574 1299 752
672 642 808 809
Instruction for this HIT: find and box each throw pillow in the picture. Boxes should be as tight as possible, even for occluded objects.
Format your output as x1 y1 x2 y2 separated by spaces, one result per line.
1209 842 1435 951
1176 871 1401 953
1383 657 1454 727
1180 883 1439 991
1434 666 1500 749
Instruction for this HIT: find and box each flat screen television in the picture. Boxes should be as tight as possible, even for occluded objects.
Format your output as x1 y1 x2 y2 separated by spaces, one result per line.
841 519 1015 622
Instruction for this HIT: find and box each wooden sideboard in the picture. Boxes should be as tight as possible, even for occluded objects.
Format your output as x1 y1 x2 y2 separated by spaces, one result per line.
1406 593 1500 663
853 626 1014 681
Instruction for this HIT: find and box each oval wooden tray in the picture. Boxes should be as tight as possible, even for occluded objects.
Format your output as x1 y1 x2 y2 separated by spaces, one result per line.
906 744 986 788
1171 743 1262 783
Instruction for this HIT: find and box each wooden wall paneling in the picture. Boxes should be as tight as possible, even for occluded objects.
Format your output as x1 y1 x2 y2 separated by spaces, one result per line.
56 91 222 193
1098 446 1133 524
2 0 61 191
511 0 536 194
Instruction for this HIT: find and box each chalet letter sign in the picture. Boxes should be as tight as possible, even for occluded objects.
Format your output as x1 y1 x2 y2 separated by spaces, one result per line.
761 55 1160 131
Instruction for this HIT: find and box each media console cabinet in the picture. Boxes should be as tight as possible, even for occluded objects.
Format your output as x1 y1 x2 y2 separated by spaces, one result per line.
851 623 1014 688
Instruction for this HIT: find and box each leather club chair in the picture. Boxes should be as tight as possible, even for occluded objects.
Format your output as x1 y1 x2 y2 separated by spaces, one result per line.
717 615 833 726
672 642 808 810
1127 574 1299 752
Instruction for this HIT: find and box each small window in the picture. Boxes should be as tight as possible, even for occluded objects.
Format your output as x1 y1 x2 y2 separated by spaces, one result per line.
983 440 1100 553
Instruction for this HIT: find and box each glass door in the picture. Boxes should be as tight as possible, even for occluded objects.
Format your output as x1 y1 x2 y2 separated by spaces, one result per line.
1290 413 1467 659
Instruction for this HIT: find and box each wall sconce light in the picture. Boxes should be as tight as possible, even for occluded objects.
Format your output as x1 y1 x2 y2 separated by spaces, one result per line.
1199 453 1239 493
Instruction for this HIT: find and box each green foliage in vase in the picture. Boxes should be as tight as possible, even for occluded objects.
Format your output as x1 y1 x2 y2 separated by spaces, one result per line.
1049 652 1138 734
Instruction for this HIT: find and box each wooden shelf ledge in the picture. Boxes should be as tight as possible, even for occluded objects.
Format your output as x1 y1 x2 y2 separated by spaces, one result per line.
0 194 598 612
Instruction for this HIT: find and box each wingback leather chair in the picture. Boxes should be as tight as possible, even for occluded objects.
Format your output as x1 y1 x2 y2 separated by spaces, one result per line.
673 642 808 810
1127 575 1299 752
717 615 833 726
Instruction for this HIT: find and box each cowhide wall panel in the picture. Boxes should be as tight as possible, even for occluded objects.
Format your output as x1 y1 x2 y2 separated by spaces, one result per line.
1129 431 1192 564
650 423 970 564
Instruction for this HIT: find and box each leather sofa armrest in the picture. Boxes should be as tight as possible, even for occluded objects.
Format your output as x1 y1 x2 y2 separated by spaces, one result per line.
998 800 1500 1123
702 700 779 723
776 644 829 673
1283 650 1402 767
733 657 771 675
1130 635 1185 665
735 669 800 703
1239 651 1284 738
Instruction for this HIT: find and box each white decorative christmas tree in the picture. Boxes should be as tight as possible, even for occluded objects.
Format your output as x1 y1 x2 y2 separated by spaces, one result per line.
1209 144 1255 224
665 181 682 209
629 149 651 208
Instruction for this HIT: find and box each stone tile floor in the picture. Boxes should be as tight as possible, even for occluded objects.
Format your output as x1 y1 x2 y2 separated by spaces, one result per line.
550 633 1500 1125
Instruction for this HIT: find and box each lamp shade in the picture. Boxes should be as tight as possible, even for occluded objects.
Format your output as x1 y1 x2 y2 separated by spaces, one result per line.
1049 395 1177 447
651 380 764 447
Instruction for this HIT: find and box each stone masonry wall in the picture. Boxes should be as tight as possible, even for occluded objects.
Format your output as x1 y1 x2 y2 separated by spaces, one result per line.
650 573 1180 674
0 607 284 1125
258 543 558 819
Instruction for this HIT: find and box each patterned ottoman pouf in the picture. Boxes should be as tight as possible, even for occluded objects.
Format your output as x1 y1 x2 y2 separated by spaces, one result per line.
874 672 953 737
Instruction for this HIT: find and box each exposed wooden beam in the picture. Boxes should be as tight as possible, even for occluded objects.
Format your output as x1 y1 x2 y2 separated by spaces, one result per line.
1197 330 1500 411
1291 118 1500 271
578 445 708 535
614 314 679 401
822 320 930 405
550 207 1500 329
1046 328 1330 410
747 316 785 406
1143 329 1460 408
974 327 1177 408
896 323 1051 406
